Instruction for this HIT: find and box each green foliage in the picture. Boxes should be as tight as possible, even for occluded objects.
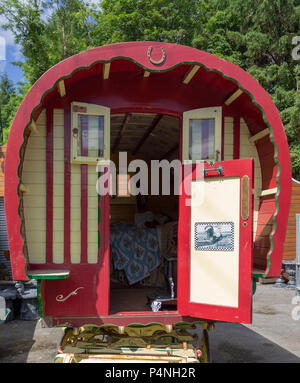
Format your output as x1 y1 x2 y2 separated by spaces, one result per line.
0 0 299 178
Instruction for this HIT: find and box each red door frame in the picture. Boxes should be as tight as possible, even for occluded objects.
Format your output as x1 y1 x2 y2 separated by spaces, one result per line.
178 159 254 324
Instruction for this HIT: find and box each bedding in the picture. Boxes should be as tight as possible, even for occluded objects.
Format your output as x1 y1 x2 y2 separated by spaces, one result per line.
110 222 161 285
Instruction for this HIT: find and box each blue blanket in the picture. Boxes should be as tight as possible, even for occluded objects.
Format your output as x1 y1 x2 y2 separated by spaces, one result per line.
110 222 161 285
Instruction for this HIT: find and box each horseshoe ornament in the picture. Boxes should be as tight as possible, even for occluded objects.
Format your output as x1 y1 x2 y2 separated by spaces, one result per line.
147 46 166 65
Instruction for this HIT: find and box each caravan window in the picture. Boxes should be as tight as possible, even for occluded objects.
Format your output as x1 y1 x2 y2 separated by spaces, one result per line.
182 107 222 162
71 102 110 164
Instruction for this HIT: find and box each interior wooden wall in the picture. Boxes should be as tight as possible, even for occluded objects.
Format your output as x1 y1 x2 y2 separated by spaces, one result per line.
53 109 64 264
110 150 179 224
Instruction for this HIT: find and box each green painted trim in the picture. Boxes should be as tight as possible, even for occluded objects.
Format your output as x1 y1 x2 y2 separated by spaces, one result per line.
17 55 280 281
37 280 44 318
252 277 258 295
253 272 263 278
30 273 70 280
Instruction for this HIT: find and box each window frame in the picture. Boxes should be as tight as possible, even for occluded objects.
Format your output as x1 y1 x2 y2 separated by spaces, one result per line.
182 107 222 163
71 101 110 164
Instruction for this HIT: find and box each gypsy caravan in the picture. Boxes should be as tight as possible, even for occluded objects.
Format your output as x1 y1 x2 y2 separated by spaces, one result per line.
4 43 291 337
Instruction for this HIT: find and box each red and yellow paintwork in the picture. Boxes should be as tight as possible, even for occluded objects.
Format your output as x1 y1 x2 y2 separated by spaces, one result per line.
4 42 291 327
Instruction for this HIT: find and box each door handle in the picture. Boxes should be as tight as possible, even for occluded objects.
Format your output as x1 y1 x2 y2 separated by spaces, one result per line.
241 175 250 220
202 164 224 177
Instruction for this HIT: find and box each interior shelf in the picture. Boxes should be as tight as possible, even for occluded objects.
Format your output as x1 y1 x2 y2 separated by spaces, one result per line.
27 269 70 280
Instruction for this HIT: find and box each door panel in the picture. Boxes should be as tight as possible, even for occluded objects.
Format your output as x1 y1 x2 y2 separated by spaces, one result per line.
178 159 253 324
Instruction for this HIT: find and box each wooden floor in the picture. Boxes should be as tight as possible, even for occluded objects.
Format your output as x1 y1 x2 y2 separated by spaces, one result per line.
110 287 177 313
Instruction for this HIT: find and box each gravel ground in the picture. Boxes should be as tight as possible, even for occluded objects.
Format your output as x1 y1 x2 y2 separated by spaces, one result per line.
0 284 299 363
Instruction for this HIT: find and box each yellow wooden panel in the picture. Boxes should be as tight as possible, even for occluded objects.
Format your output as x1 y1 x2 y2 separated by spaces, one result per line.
53 220 64 231
70 208 81 220
53 160 64 175
70 241 81 263
88 170 98 263
23 195 46 208
239 118 262 238
22 160 46 173
53 137 64 150
27 136 46 149
53 183 64 196
22 185 46 196
53 207 64 220
88 242 98 264
70 172 81 185
26 230 46 243
53 111 65 264
25 219 46 232
53 243 64 264
53 149 64 161
26 242 46 264
24 149 46 161
53 109 64 124
224 117 233 160
53 128 64 138
71 162 81 263
70 185 98 197
53 230 64 243
22 172 46 184
32 126 46 137
36 109 46 124
70 198 81 209
23 207 46 220
23 109 46 264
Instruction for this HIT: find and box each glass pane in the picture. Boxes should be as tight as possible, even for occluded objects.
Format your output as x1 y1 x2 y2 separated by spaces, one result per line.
189 119 215 160
77 115 104 158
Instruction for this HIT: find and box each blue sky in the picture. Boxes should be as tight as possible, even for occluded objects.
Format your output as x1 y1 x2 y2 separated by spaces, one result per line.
0 2 98 88
0 19 24 86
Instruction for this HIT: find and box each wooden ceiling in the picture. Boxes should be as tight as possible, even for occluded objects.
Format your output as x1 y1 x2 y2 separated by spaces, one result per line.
111 113 180 160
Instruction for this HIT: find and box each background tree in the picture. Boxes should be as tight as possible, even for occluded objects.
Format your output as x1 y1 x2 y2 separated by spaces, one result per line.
0 0 299 178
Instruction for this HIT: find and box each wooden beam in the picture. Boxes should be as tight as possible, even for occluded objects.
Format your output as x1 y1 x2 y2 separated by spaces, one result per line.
57 80 66 97
103 63 111 80
260 187 278 197
19 183 27 193
112 114 131 152
249 128 269 143
224 89 243 106
29 120 38 134
182 65 200 84
144 70 150 78
160 144 178 160
132 115 163 155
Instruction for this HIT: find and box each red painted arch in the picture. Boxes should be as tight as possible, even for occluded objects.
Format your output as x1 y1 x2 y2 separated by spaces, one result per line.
4 41 291 280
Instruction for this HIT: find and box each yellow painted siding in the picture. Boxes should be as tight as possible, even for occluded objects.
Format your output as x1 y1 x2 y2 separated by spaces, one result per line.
22 108 100 265
70 163 81 263
223 117 233 160
88 168 98 263
22 109 46 264
53 109 64 264
239 118 262 239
